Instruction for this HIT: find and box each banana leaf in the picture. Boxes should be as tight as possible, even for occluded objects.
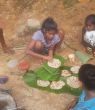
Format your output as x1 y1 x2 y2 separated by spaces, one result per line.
34 55 65 81
75 51 92 64
43 54 66 73
23 71 37 85
23 66 82 96
35 67 60 81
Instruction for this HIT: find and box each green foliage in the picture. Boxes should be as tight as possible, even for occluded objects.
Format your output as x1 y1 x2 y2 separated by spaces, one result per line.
75 51 92 64
23 66 81 96
23 55 82 96
34 55 65 81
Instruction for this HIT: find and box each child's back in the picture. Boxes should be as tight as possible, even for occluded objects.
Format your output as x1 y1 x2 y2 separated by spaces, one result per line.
68 64 95 110
73 91 95 110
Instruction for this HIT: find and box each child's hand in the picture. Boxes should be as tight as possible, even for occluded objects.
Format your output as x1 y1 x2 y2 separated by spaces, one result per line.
42 56 52 61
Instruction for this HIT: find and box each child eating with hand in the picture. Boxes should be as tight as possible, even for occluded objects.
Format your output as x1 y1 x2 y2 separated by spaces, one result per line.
26 17 64 61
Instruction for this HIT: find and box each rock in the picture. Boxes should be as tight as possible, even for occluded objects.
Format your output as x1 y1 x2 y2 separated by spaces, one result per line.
26 18 41 29
16 18 41 37
16 24 26 37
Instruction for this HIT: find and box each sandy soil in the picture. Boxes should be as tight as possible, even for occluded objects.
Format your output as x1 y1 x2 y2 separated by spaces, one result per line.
0 0 95 110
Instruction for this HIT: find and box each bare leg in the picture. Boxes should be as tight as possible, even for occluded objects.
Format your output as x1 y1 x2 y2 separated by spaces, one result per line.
34 41 45 63
54 29 65 53
0 28 14 54
34 41 44 53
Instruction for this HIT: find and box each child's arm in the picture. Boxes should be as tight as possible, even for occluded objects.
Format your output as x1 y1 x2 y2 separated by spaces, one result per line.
26 40 52 61
57 29 65 47
81 26 90 52
48 49 53 60
81 26 86 44
64 97 78 110
0 28 14 54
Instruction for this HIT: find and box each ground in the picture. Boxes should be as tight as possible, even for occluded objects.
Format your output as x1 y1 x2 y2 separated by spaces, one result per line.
0 0 95 110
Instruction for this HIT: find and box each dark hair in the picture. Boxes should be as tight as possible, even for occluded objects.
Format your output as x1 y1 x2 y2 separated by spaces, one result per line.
79 64 95 90
41 17 58 32
85 14 95 25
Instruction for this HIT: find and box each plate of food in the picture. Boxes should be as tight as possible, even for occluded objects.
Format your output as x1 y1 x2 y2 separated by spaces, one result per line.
61 70 71 77
48 58 61 68
50 80 65 90
70 66 80 74
37 80 50 87
67 76 81 88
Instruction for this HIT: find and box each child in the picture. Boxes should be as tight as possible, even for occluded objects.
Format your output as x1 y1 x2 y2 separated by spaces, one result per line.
67 64 95 110
26 17 64 61
82 14 95 56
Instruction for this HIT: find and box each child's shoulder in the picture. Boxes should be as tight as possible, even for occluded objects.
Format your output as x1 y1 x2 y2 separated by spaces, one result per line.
32 30 43 40
34 30 42 35
33 30 43 37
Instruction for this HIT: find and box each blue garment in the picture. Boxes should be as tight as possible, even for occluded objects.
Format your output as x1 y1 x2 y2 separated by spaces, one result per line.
73 91 95 110
32 30 60 49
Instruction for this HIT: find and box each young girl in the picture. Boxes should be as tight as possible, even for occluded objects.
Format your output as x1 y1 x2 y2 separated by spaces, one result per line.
26 17 64 61
66 64 95 110
82 14 95 56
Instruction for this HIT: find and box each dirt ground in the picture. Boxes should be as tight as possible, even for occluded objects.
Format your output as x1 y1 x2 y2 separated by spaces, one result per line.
0 0 95 110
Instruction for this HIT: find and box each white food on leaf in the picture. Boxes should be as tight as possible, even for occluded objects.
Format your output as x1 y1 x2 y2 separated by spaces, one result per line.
61 70 71 77
37 80 50 87
70 66 80 74
50 80 65 90
48 58 61 68
67 76 81 88
68 54 75 62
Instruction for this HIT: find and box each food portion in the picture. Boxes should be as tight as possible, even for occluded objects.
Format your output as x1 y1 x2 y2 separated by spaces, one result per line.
67 76 81 88
47 58 61 68
70 66 80 74
68 54 75 63
37 80 50 87
50 80 65 90
61 70 71 77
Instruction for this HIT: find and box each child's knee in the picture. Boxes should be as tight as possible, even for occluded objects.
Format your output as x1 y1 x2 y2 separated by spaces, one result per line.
35 41 43 50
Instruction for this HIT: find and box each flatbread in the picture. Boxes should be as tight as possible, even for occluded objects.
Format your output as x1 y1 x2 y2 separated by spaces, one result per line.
67 76 81 88
70 66 80 74
48 58 61 68
50 80 65 90
61 70 71 77
37 80 50 87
